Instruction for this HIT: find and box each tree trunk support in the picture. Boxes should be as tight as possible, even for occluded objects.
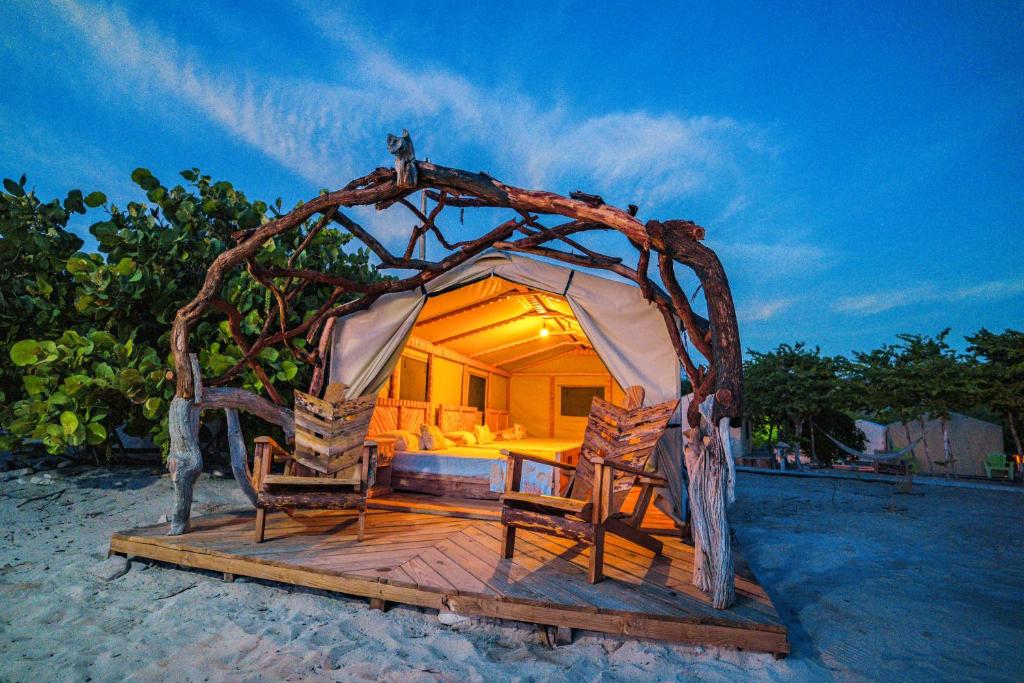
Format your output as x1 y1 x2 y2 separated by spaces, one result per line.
684 396 735 610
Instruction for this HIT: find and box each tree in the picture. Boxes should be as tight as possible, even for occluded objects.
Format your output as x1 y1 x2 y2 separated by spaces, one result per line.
967 328 1024 455
744 343 841 469
1 169 379 458
0 176 86 413
851 330 974 476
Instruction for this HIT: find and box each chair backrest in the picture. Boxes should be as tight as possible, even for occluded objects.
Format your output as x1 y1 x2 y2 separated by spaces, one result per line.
293 383 377 475
570 386 679 513
986 452 1008 467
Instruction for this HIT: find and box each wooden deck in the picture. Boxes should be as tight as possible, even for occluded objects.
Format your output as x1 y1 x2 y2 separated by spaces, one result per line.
109 496 788 655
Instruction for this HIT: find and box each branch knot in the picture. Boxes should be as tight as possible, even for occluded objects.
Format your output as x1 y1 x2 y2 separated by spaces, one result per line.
386 129 417 188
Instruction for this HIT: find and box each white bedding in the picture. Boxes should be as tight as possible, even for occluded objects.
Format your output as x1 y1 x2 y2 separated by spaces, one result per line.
391 444 567 495
464 437 581 456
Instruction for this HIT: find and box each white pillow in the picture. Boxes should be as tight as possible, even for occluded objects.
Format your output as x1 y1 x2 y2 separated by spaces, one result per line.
495 427 517 441
421 424 455 451
375 429 420 451
473 423 495 445
446 430 477 445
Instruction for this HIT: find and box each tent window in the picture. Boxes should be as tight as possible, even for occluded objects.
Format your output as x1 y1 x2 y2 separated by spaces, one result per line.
467 374 487 412
399 357 428 402
560 386 605 417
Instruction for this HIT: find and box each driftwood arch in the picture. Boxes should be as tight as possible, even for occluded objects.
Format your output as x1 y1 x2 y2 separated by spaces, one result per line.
167 131 743 609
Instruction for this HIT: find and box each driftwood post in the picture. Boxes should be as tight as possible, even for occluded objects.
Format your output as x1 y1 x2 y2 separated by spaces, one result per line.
166 355 295 533
684 396 736 609
167 355 203 535
163 130 743 607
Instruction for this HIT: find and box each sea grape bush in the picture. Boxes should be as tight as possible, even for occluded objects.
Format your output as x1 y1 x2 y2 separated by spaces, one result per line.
1 169 378 457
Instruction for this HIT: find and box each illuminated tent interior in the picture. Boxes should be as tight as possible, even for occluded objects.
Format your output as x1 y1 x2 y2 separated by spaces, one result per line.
390 276 629 440
328 251 682 501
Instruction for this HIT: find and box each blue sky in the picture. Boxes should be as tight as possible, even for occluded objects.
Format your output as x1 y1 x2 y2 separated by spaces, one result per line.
2 0 1022 357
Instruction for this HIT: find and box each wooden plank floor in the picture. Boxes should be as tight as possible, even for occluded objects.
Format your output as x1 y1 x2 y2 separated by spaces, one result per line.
110 497 788 655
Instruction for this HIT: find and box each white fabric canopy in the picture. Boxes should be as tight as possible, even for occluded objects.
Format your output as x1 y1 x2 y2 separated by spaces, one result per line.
329 250 682 405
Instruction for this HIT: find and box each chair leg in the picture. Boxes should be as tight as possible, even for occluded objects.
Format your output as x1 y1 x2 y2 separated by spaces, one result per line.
588 525 605 583
501 524 517 559
254 508 266 543
357 504 366 542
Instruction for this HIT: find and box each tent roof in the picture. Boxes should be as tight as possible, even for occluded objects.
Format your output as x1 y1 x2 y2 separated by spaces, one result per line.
413 276 597 372
330 250 681 404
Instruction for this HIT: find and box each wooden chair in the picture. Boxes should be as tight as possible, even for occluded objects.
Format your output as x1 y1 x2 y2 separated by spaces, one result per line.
500 386 679 583
252 383 378 543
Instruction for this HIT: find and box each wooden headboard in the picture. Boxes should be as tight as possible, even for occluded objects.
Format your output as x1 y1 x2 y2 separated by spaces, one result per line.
370 397 432 435
437 404 481 433
485 408 510 433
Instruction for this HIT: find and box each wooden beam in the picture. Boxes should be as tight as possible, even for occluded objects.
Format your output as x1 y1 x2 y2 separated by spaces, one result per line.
432 311 539 345
415 290 526 326
511 371 609 377
549 377 556 437
472 331 581 359
404 336 510 377
498 341 584 367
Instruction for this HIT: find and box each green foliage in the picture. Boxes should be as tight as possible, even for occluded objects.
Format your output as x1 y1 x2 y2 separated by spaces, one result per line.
849 329 974 425
743 342 845 463
966 328 1024 453
1 169 378 458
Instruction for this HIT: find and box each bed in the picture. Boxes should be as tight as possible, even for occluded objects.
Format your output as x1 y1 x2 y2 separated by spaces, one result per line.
373 402 581 499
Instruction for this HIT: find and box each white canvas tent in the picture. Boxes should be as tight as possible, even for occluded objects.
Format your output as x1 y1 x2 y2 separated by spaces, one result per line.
327 249 688 517
886 413 1003 478
855 420 888 454
329 250 681 405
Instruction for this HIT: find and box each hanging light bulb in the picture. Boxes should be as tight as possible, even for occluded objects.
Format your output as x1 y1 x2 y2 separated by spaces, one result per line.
539 327 550 338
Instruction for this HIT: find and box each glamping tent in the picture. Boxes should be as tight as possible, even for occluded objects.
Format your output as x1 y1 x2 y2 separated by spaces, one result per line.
161 137 748 613
328 250 683 501
885 413 1003 478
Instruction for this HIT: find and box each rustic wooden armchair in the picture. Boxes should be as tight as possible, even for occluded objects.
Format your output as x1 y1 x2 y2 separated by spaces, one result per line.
500 386 679 583
251 383 378 543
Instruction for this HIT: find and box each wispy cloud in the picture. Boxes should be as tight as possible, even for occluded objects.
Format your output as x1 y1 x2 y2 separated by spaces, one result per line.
713 241 832 276
49 0 775 213
834 277 1024 315
738 297 797 322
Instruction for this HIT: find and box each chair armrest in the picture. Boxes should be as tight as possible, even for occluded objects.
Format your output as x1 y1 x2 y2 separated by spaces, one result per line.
254 436 290 460
502 449 576 470
589 457 664 481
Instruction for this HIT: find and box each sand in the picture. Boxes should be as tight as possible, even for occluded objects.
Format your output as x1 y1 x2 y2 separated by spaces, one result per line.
1 466 1021 682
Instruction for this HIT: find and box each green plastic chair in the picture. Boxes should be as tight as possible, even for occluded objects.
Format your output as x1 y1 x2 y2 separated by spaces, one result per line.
984 452 1014 480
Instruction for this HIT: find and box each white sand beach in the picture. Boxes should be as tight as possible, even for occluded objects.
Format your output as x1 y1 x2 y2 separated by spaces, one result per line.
1 466 1021 682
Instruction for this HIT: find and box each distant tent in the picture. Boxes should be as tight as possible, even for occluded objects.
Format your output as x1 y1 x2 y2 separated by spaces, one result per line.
854 419 887 454
885 413 1004 478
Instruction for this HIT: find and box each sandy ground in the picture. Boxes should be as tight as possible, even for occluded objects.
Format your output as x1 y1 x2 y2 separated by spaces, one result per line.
1 466 1021 682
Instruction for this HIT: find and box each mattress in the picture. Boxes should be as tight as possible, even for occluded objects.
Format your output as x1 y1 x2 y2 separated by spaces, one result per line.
391 444 571 495
465 437 581 456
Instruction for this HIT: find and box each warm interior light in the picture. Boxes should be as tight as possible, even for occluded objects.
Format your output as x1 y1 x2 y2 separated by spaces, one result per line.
539 327 550 338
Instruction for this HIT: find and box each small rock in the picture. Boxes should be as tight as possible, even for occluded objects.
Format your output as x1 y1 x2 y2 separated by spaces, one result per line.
157 514 169 524
29 476 49 485
0 467 32 481
437 611 469 626
56 460 73 470
211 468 227 479
43 472 53 479
114 481 125 487
90 556 130 582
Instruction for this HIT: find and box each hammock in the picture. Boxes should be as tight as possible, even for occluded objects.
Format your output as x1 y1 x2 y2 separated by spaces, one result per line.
817 426 920 462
